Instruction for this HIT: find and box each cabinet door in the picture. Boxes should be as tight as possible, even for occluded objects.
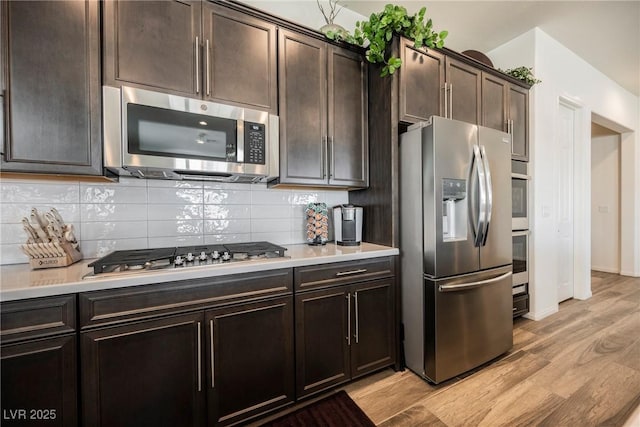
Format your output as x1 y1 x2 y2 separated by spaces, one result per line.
1 335 77 427
481 72 508 132
202 4 277 113
399 39 445 123
278 30 328 185
81 312 206 427
207 296 294 426
103 0 201 96
445 57 481 125
1 0 102 175
509 84 529 161
295 287 350 397
350 279 396 379
328 46 368 188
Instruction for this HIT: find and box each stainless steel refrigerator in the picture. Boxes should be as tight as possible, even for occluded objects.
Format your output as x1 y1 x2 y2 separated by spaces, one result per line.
400 116 513 384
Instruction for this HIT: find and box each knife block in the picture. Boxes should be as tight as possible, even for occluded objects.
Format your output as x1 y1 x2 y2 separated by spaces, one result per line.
25 241 82 270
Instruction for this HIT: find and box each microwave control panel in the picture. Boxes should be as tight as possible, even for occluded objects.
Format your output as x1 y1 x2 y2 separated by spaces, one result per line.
244 122 266 164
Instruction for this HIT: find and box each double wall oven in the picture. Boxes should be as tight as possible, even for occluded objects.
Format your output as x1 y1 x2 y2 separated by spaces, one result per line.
512 160 530 317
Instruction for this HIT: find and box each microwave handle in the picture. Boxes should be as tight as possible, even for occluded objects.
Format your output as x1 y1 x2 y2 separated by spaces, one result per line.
195 36 200 94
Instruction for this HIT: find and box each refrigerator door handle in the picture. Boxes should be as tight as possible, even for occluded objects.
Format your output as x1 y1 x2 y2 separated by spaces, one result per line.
480 145 493 246
472 145 487 246
438 271 512 292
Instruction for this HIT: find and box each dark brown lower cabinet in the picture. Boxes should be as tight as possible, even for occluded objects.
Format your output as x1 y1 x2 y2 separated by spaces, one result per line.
81 312 206 427
81 296 294 426
207 297 294 426
1 335 77 427
295 278 395 398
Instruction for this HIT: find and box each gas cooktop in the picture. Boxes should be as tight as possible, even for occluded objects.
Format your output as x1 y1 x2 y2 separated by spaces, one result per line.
84 242 287 279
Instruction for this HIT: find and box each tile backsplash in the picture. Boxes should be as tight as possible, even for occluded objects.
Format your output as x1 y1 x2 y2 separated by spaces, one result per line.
0 177 349 265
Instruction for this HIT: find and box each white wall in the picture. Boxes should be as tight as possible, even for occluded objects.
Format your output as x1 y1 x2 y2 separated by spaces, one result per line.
243 0 364 33
0 177 348 265
591 124 620 273
488 28 640 320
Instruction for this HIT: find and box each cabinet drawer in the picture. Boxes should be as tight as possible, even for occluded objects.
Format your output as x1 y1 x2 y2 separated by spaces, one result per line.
513 293 529 318
1 295 76 343
79 269 292 329
295 257 395 292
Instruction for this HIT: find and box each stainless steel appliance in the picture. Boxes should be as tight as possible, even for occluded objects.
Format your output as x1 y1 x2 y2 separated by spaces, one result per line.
512 230 529 295
400 116 513 384
511 160 530 230
103 86 279 182
333 205 363 246
84 242 287 279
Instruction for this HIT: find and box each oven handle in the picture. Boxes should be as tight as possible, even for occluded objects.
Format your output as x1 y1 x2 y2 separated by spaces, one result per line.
511 172 531 180
439 272 512 292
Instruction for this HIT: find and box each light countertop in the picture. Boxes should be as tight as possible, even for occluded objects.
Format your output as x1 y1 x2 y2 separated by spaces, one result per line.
0 243 398 302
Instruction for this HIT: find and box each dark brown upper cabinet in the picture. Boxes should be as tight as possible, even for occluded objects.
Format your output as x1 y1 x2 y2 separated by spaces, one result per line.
399 38 445 123
444 56 482 125
509 84 529 161
481 72 529 161
103 0 277 114
277 30 368 188
398 37 481 126
1 0 102 175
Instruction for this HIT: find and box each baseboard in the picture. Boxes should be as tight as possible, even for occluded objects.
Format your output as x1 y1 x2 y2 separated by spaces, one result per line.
591 266 620 274
524 305 558 321
573 290 592 300
620 270 640 278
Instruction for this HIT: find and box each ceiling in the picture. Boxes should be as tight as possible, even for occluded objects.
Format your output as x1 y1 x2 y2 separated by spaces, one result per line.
342 1 640 96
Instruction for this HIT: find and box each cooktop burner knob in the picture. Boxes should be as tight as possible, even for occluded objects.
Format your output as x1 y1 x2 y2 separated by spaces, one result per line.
199 251 208 261
174 255 184 266
222 251 231 262
212 250 220 260
185 252 195 262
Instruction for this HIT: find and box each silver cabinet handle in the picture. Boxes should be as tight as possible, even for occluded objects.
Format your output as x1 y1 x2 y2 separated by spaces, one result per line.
321 136 327 179
449 83 453 118
210 319 215 388
354 291 359 344
328 136 334 179
443 83 448 118
195 36 200 94
205 39 211 96
197 322 202 392
439 271 512 292
335 269 367 277
346 293 351 346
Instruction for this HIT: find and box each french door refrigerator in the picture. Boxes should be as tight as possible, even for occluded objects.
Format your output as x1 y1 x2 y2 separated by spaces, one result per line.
400 116 513 384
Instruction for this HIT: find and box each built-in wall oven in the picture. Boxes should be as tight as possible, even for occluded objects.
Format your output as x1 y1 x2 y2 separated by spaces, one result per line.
512 160 530 230
512 160 530 317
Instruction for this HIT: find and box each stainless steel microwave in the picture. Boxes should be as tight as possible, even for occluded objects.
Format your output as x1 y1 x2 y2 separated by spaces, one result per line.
103 86 279 182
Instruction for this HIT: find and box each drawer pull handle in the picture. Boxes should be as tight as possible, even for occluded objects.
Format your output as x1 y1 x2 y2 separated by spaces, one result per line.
512 307 517 311
336 269 368 277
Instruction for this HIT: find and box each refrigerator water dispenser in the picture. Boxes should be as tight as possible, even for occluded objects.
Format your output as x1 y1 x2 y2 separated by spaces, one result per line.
442 178 467 241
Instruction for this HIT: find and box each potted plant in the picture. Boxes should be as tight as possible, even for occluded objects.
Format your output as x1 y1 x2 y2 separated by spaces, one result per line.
324 4 448 76
317 0 349 39
500 66 542 85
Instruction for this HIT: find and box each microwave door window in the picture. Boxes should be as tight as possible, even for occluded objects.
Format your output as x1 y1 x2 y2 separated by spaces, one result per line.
127 104 237 162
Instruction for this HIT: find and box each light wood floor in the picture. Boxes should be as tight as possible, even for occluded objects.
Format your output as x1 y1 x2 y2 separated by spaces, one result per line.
344 271 640 426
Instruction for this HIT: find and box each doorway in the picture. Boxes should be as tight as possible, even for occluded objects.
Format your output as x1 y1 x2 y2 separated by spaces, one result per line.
556 101 576 302
591 123 621 273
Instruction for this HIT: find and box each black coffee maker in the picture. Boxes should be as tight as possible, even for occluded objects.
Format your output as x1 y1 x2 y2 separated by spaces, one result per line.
332 205 363 246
